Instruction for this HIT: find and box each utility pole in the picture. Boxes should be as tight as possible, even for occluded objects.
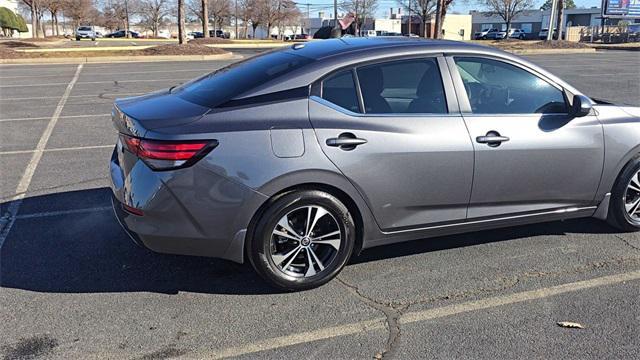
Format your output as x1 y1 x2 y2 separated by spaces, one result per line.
547 0 557 41
235 0 238 39
331 0 340 37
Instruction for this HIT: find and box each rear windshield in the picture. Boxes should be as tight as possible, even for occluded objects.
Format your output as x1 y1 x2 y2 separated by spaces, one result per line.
78 27 92 31
176 51 314 107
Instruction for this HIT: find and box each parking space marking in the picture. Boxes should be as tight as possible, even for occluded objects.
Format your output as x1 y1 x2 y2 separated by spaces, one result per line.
0 145 112 156
0 113 110 123
0 64 83 251
15 206 112 220
207 270 640 359
0 93 143 101
0 78 191 88
0 68 213 80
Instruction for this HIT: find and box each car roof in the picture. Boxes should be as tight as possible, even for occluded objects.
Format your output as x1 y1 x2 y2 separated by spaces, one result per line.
283 37 491 61
237 37 584 100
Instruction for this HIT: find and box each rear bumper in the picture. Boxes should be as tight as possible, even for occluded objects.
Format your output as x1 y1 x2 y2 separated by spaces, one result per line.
109 145 268 263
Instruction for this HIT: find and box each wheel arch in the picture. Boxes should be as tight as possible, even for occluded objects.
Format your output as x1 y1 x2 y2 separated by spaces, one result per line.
244 181 372 264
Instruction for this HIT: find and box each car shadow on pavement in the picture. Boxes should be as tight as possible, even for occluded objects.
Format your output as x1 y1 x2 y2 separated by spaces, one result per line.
1 187 619 295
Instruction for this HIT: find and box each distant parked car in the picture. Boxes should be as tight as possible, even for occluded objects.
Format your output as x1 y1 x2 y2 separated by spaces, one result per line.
209 29 230 38
188 31 204 39
509 29 527 39
105 30 140 38
157 30 171 39
538 28 563 40
75 26 96 41
474 28 496 40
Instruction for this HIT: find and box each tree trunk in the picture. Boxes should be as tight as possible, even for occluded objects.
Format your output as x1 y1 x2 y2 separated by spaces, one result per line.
50 10 55 36
30 3 38 38
202 0 209 37
555 0 564 40
434 0 442 39
178 0 186 44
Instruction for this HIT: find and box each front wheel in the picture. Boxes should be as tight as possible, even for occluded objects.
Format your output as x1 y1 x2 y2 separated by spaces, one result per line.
248 190 355 291
607 157 640 231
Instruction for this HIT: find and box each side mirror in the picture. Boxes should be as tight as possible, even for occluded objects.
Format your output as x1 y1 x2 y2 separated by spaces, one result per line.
570 94 592 118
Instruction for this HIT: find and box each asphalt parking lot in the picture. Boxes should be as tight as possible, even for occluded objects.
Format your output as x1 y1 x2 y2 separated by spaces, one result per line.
1 51 639 359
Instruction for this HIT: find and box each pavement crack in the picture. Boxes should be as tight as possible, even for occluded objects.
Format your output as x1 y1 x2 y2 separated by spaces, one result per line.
614 235 640 252
336 277 405 359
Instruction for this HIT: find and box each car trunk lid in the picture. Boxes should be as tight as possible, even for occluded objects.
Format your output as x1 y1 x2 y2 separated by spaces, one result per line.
112 89 211 136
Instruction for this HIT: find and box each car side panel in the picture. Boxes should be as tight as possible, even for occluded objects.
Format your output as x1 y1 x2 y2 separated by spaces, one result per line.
594 105 640 199
144 98 383 259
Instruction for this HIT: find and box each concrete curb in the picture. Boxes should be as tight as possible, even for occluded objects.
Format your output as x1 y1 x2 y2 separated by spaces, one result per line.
503 48 597 55
0 52 237 65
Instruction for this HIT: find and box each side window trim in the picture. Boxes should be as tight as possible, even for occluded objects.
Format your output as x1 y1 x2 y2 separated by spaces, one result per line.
445 55 569 115
352 68 366 114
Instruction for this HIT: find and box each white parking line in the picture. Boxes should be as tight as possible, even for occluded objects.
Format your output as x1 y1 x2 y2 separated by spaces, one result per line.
0 93 143 101
15 206 112 219
0 68 213 80
0 77 191 88
0 64 83 252
0 145 113 156
0 113 110 123
207 270 640 359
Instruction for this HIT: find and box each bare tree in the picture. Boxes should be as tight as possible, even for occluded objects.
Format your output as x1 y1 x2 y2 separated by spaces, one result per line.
340 0 378 35
237 0 254 38
21 0 42 37
188 0 230 34
480 0 534 35
41 0 63 35
398 0 436 38
139 0 169 37
99 0 137 36
62 0 96 28
434 0 455 39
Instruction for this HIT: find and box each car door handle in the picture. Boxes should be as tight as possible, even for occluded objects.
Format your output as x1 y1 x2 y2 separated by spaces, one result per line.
326 133 367 150
476 131 509 147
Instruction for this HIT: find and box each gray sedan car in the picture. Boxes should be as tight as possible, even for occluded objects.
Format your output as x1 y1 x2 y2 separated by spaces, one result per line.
110 38 640 290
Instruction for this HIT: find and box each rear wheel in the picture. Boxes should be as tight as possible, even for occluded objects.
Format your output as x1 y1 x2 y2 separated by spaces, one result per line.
607 157 640 231
248 190 355 291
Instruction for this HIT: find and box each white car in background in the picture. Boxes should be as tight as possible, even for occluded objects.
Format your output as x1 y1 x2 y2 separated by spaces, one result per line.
509 29 527 39
157 30 171 39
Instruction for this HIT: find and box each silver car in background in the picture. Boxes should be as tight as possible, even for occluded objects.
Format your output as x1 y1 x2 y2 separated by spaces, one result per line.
109 38 640 290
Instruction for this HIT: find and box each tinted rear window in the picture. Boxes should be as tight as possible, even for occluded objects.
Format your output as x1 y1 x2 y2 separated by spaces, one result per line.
78 27 92 31
176 51 313 107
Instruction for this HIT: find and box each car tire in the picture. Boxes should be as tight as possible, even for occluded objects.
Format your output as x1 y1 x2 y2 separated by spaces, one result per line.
607 157 640 232
482 35 487 40
248 190 356 291
519 35 525 40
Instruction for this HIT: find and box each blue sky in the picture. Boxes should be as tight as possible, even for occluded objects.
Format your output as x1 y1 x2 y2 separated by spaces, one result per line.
297 0 603 18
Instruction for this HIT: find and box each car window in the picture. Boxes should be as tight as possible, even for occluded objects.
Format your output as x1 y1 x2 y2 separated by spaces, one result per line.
78 27 91 31
321 70 361 113
454 57 568 114
176 51 313 107
355 58 447 114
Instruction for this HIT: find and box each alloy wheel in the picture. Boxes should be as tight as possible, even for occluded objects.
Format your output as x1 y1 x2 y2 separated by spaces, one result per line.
624 170 640 221
269 206 342 278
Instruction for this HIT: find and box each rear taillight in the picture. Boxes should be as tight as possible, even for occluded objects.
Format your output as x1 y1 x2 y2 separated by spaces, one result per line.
120 134 217 170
